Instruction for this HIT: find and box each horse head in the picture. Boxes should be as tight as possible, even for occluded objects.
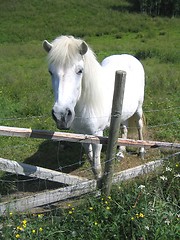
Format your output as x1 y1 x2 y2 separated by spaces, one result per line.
43 36 88 129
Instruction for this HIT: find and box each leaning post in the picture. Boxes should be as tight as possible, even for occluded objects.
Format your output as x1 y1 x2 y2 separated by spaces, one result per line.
101 70 126 197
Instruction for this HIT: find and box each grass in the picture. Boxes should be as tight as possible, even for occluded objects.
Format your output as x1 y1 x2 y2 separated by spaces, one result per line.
1 156 179 240
0 0 180 239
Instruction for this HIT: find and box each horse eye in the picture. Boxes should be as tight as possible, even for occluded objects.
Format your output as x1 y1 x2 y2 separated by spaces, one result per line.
76 68 83 75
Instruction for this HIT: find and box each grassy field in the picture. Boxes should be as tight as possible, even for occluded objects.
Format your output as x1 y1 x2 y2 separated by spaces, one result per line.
0 0 180 239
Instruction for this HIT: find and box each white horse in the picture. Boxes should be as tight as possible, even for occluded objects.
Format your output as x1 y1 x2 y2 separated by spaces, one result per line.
43 35 145 179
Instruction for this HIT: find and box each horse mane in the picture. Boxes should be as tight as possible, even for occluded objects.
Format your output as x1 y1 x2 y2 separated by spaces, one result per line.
47 35 109 118
80 47 107 117
47 35 83 68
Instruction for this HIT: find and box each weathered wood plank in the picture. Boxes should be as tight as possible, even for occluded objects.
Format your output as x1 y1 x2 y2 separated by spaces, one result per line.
0 180 97 215
0 158 166 215
112 159 163 183
0 125 180 149
102 70 126 196
0 158 88 185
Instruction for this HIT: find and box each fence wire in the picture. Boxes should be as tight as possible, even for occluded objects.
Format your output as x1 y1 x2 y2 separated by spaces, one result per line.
0 105 180 122
0 104 179 213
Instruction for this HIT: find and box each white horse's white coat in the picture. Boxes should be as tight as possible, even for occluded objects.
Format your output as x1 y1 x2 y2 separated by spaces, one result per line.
43 35 145 179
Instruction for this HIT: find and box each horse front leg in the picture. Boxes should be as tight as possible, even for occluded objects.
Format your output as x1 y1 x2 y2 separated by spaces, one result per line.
82 143 102 179
92 143 102 179
82 143 93 163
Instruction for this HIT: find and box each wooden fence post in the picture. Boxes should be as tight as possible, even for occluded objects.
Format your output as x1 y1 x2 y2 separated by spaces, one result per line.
101 70 126 197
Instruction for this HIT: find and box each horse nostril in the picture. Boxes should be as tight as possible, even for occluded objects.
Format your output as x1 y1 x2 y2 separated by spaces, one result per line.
52 108 73 125
67 108 72 117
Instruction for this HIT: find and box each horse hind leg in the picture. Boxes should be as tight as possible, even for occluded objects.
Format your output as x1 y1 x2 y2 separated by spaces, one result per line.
117 122 128 161
135 111 145 159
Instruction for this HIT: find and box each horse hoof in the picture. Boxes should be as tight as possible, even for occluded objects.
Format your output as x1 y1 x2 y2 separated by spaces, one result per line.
116 152 124 161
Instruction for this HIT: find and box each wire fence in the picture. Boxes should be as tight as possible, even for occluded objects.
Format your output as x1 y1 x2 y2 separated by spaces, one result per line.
0 103 179 163
0 104 179 213
0 150 179 215
0 105 180 121
0 103 179 167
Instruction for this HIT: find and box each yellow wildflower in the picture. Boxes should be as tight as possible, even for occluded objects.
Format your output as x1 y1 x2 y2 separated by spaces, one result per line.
15 234 20 239
89 207 93 211
139 213 144 218
9 212 13 216
94 221 98 226
39 227 43 232
69 211 73 214
106 206 110 210
22 220 27 225
17 226 23 231
32 229 36 234
131 217 135 220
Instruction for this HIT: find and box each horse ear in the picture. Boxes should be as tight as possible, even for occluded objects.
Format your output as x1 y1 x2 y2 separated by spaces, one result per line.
43 40 52 52
79 41 88 55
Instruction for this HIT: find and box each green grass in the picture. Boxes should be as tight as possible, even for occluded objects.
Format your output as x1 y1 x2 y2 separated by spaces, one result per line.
0 0 180 239
1 157 179 240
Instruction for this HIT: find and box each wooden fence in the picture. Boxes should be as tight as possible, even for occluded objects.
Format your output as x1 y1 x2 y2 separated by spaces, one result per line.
1 127 179 215
0 156 168 214
0 71 180 215
1 126 180 149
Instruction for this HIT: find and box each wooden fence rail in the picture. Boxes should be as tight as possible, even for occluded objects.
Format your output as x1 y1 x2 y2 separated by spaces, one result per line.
0 158 166 215
0 126 180 149
0 157 87 185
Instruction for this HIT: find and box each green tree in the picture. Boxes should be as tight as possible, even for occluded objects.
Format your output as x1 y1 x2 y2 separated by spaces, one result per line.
130 0 180 16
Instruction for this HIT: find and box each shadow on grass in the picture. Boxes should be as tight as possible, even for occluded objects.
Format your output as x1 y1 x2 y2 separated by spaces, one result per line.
0 140 86 194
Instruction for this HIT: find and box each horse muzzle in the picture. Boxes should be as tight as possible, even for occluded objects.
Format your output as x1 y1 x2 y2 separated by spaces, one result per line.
52 108 74 130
